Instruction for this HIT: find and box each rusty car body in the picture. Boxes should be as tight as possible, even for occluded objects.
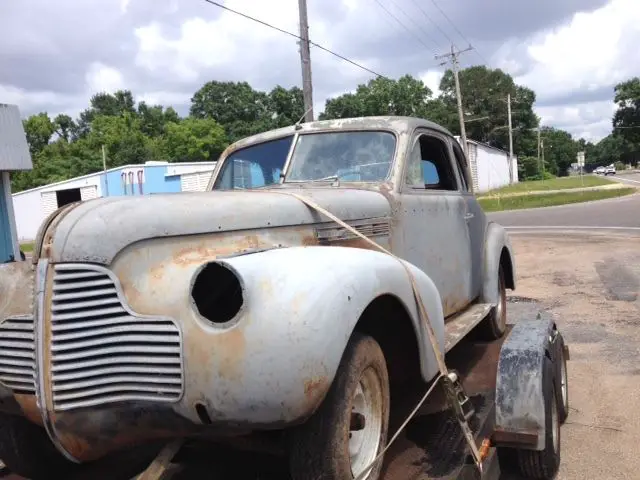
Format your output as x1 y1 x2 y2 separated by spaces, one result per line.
0 116 516 479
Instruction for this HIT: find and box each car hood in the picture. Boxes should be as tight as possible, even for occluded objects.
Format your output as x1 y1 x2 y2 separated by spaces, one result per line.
43 187 392 265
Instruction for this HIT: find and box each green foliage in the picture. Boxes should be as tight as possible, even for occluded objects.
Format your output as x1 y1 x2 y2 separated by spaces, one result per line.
479 188 635 212
613 77 640 144
320 75 439 119
13 70 640 195
161 118 228 162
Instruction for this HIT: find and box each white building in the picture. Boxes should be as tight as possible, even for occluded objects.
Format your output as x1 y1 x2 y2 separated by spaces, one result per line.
457 137 519 193
12 161 216 242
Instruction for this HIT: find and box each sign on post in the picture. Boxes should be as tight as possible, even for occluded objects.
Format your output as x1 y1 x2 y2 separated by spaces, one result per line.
576 151 585 186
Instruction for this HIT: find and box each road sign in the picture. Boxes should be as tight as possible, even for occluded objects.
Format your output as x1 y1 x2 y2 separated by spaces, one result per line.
576 151 585 167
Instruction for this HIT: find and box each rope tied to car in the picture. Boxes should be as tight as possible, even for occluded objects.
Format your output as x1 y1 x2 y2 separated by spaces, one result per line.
275 191 484 478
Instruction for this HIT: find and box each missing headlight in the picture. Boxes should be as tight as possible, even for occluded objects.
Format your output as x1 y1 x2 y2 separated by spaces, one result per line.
191 262 243 324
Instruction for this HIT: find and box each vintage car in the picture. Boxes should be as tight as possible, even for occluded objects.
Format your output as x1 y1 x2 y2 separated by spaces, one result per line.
0 116 515 479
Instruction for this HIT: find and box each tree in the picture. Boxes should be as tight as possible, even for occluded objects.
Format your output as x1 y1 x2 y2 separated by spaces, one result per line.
22 113 55 156
190 81 272 142
320 75 441 120
161 118 228 162
268 86 305 127
539 127 578 176
137 102 180 138
89 113 151 168
613 77 640 144
439 66 539 157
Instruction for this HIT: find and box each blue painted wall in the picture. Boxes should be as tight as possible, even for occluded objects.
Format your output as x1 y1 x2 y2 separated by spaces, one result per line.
100 165 181 197
0 173 14 262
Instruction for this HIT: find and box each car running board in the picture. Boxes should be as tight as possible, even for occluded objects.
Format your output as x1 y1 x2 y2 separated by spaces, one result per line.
444 303 493 353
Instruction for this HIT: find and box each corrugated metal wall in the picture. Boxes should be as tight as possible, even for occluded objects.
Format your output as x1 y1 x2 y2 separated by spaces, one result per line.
0 104 32 171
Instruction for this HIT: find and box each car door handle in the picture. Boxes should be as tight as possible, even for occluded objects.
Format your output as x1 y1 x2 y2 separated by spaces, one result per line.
464 213 474 221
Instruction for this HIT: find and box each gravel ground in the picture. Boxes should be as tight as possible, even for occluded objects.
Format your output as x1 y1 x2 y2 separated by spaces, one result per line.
506 233 640 480
3 233 639 479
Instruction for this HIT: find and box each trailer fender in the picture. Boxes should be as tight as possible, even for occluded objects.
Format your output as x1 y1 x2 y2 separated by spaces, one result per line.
494 316 567 451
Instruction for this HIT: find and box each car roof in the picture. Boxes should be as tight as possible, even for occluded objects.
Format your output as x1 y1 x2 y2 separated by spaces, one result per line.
225 116 453 152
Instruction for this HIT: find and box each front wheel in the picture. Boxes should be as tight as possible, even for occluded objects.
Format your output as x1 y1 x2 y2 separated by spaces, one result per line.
289 333 390 480
477 266 507 340
0 413 80 480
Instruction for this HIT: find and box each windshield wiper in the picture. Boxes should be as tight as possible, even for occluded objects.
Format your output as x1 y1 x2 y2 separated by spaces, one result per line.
310 175 339 183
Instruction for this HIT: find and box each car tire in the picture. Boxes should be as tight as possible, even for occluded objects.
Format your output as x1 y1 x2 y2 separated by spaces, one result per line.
289 333 390 480
554 335 569 424
477 266 507 340
0 413 80 480
514 356 561 479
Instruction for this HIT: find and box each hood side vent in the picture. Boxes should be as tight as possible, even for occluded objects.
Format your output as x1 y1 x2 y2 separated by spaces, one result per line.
315 217 391 242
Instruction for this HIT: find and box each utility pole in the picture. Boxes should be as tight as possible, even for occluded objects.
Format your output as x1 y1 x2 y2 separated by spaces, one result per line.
102 144 109 197
540 138 546 182
436 44 473 157
297 0 314 123
507 93 514 184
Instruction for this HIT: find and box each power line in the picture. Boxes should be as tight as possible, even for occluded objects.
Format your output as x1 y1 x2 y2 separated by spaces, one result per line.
428 0 488 65
202 0 388 79
370 0 438 56
382 0 441 51
407 0 456 47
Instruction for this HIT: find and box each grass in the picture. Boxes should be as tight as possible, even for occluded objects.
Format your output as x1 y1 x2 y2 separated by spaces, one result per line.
479 187 636 212
19 242 34 253
486 175 614 195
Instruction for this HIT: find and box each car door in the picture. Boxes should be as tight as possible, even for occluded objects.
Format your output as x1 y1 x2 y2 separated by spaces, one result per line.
395 128 473 318
450 138 485 300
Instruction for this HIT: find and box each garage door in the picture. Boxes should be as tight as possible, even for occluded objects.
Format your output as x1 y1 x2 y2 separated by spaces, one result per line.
41 191 58 217
80 185 98 201
181 170 214 192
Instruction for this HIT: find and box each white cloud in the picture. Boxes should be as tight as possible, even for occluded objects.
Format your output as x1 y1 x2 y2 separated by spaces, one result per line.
419 70 444 97
85 63 125 94
2 0 639 143
500 0 640 139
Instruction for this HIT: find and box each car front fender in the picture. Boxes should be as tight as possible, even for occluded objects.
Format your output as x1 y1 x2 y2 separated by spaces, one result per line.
197 245 446 426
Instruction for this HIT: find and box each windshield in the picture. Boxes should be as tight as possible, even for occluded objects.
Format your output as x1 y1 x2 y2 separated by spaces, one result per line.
213 135 293 190
285 131 396 183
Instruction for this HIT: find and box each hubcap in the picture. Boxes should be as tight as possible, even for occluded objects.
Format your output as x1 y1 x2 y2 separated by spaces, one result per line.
349 367 383 478
560 355 568 409
496 273 506 330
551 393 559 453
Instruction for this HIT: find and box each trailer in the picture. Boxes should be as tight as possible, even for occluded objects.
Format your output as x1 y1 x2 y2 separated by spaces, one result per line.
130 314 569 480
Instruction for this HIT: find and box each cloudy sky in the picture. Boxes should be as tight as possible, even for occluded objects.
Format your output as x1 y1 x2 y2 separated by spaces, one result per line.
1 0 638 142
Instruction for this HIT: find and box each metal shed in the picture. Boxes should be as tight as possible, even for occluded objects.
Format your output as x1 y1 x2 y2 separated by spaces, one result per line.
0 104 32 263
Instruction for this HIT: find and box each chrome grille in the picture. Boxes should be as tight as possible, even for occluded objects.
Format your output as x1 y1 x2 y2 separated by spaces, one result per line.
0 315 36 394
50 264 183 411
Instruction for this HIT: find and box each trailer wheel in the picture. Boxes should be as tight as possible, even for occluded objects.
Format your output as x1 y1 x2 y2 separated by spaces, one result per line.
515 356 561 479
0 413 80 479
554 335 569 424
289 333 390 480
478 266 507 340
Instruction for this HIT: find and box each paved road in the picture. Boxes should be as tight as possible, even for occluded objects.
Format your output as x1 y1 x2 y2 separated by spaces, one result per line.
488 173 640 231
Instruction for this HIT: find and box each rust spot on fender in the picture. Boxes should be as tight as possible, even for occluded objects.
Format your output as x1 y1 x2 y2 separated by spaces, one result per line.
14 394 42 426
303 376 328 401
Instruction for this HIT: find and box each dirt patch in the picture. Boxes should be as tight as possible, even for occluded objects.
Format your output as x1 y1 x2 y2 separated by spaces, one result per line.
510 234 640 480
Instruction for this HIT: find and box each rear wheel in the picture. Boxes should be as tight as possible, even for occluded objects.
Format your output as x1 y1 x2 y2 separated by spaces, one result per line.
477 266 507 340
289 333 390 480
514 357 561 479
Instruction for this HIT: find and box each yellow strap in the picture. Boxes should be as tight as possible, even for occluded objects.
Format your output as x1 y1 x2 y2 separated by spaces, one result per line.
283 191 449 376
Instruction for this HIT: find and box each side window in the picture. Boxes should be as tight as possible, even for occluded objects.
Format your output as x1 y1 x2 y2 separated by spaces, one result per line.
451 140 469 192
405 134 458 191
